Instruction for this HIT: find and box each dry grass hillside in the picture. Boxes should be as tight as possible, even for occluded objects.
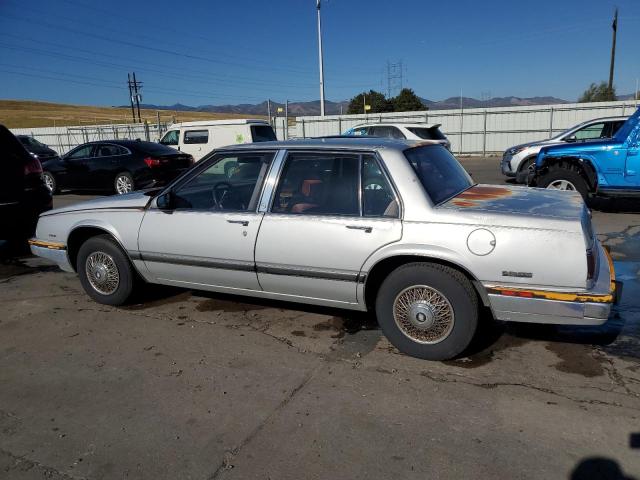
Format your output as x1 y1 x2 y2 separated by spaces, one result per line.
0 100 262 128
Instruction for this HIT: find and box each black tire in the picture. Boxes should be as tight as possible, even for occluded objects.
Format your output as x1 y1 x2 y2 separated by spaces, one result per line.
537 165 590 201
375 262 478 361
515 157 536 184
42 171 58 194
77 234 136 305
114 171 134 194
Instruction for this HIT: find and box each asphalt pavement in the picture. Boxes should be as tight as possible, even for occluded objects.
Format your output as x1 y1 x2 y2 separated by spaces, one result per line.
1 156 639 479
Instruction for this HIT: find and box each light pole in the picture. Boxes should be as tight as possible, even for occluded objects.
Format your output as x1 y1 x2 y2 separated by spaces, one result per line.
316 0 326 117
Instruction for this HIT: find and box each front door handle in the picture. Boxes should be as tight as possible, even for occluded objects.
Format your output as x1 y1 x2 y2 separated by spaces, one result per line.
346 225 372 233
227 219 249 226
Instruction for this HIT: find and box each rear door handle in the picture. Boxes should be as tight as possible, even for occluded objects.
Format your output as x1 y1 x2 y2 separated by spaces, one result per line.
346 225 372 233
227 219 249 226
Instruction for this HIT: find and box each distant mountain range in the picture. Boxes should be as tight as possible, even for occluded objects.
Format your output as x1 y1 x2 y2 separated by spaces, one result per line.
126 94 637 117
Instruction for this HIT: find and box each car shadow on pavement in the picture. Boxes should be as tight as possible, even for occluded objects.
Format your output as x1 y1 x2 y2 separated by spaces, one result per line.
570 455 638 480
589 197 640 214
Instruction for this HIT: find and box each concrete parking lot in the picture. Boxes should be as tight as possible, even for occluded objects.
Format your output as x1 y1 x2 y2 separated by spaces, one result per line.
1 157 639 479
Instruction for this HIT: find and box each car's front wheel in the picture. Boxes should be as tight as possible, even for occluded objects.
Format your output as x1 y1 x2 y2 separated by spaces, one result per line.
375 263 478 360
77 235 136 305
538 165 589 201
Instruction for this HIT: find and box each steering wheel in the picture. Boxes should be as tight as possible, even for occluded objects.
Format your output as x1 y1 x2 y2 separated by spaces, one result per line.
213 182 233 208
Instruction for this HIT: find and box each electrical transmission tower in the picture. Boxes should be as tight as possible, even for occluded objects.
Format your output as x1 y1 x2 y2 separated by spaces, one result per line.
127 73 143 123
386 60 403 98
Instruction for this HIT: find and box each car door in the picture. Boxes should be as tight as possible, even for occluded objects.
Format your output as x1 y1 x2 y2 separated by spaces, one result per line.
255 150 402 304
60 145 96 190
93 143 128 190
137 150 275 291
624 123 640 185
180 129 210 161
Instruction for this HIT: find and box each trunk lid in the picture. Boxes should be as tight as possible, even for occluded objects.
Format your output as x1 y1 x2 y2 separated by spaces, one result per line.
441 184 586 221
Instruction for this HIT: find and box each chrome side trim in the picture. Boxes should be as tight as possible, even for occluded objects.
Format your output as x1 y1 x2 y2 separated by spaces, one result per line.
256 262 359 282
134 250 364 283
257 149 286 213
139 251 255 272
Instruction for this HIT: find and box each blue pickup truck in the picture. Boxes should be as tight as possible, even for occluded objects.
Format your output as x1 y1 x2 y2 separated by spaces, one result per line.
531 107 640 200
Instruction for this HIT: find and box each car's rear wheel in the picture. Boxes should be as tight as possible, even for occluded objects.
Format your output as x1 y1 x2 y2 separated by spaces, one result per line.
114 172 134 194
375 263 478 360
77 235 136 305
42 171 57 194
538 165 589 200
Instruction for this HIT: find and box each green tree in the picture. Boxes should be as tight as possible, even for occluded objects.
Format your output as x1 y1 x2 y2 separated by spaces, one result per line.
579 82 617 102
392 88 426 112
347 90 392 114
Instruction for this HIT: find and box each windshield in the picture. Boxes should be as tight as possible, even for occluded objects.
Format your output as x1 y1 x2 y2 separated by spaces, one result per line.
407 127 446 140
404 145 473 205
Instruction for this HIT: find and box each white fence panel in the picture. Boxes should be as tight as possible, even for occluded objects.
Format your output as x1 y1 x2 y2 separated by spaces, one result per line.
295 100 638 155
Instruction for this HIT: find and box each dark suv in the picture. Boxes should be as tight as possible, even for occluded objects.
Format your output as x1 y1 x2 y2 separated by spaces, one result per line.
16 135 60 163
0 125 52 241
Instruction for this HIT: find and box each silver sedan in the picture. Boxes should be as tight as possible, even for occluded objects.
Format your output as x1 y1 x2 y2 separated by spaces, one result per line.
30 138 618 360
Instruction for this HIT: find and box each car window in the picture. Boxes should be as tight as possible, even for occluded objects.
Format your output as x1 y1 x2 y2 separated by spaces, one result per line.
272 152 360 216
160 130 179 146
407 127 446 140
251 125 277 142
362 156 398 217
95 144 127 157
183 130 209 144
404 145 473 205
171 152 274 211
605 120 626 138
352 127 369 136
574 122 606 141
67 145 94 160
370 126 405 139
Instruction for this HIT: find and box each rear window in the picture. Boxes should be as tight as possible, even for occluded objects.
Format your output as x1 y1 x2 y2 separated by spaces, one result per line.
404 145 472 205
184 130 209 144
251 125 277 142
407 127 446 140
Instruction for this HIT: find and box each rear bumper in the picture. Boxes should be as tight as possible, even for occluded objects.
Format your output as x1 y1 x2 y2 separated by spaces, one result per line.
28 239 74 272
486 242 617 326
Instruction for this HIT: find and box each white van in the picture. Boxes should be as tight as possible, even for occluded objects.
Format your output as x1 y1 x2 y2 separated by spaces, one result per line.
158 119 277 161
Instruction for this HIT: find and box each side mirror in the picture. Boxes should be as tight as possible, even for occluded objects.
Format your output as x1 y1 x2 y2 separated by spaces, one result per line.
564 135 577 143
156 192 174 210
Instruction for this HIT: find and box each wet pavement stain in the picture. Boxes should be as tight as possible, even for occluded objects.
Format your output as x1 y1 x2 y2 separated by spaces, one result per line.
291 330 306 337
545 342 605 377
124 291 192 311
443 327 530 369
196 298 268 313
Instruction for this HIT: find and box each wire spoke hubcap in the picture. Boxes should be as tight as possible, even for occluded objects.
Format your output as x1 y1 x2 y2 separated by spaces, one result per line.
393 285 455 344
547 179 576 191
85 251 120 295
116 176 132 194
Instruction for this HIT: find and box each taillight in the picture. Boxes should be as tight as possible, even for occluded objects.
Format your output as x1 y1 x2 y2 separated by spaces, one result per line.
144 157 161 167
586 248 596 281
24 155 43 175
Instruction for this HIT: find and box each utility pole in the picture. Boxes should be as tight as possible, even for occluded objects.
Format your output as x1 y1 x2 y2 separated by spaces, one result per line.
267 99 272 126
127 73 136 123
386 60 403 98
285 100 289 140
132 72 142 123
316 0 326 117
608 7 618 91
363 93 366 115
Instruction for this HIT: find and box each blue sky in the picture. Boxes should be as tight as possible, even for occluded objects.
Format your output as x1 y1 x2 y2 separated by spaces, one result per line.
0 0 639 106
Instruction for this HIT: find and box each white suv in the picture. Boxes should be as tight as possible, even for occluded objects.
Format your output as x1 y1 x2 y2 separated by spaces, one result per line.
344 123 451 150
502 116 627 183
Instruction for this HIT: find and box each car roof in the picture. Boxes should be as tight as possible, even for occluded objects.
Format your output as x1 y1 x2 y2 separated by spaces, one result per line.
353 123 442 129
169 119 270 128
217 137 437 152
